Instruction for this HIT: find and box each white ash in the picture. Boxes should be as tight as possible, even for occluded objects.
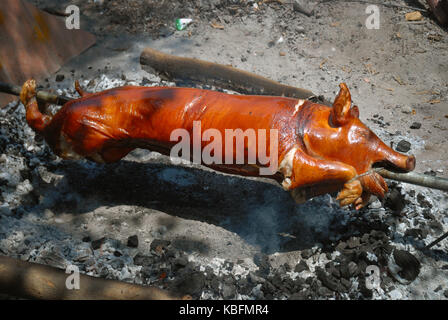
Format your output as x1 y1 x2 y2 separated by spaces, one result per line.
366 252 378 262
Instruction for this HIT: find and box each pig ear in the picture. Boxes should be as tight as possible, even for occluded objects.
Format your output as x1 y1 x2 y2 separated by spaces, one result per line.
332 83 352 126
350 105 359 118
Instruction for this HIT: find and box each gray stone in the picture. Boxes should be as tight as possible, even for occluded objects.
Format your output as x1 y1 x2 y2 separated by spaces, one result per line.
294 260 309 273
293 0 314 16
396 140 411 152
127 235 138 248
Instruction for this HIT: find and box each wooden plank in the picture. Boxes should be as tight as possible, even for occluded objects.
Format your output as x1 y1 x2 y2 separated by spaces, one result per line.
0 0 95 106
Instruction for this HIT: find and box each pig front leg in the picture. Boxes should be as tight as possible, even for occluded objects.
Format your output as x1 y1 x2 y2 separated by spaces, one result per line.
279 146 371 209
346 171 388 209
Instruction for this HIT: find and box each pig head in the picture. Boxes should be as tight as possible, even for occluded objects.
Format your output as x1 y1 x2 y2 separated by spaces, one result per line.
289 83 415 209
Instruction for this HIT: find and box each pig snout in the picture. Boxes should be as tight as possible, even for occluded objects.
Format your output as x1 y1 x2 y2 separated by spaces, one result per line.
376 142 416 172
406 155 416 171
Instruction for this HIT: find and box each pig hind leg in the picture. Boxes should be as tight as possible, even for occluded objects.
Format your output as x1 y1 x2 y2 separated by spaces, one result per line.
20 79 52 134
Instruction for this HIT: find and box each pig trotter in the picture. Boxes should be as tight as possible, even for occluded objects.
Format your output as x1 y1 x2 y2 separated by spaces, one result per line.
360 172 388 199
337 179 363 207
19 79 36 107
75 80 91 97
337 171 389 210
20 80 52 134
75 80 85 97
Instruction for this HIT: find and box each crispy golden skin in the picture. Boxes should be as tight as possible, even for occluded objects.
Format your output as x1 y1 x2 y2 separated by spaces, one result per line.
20 80 415 209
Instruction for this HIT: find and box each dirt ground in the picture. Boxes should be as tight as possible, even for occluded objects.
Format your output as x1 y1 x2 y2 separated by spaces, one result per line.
1 0 447 300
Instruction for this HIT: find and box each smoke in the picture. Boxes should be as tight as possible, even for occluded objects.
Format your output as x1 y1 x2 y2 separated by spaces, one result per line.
222 187 352 254
240 203 283 253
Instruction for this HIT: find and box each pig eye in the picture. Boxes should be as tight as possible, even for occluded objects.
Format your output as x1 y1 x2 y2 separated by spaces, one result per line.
348 126 371 144
359 129 372 140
